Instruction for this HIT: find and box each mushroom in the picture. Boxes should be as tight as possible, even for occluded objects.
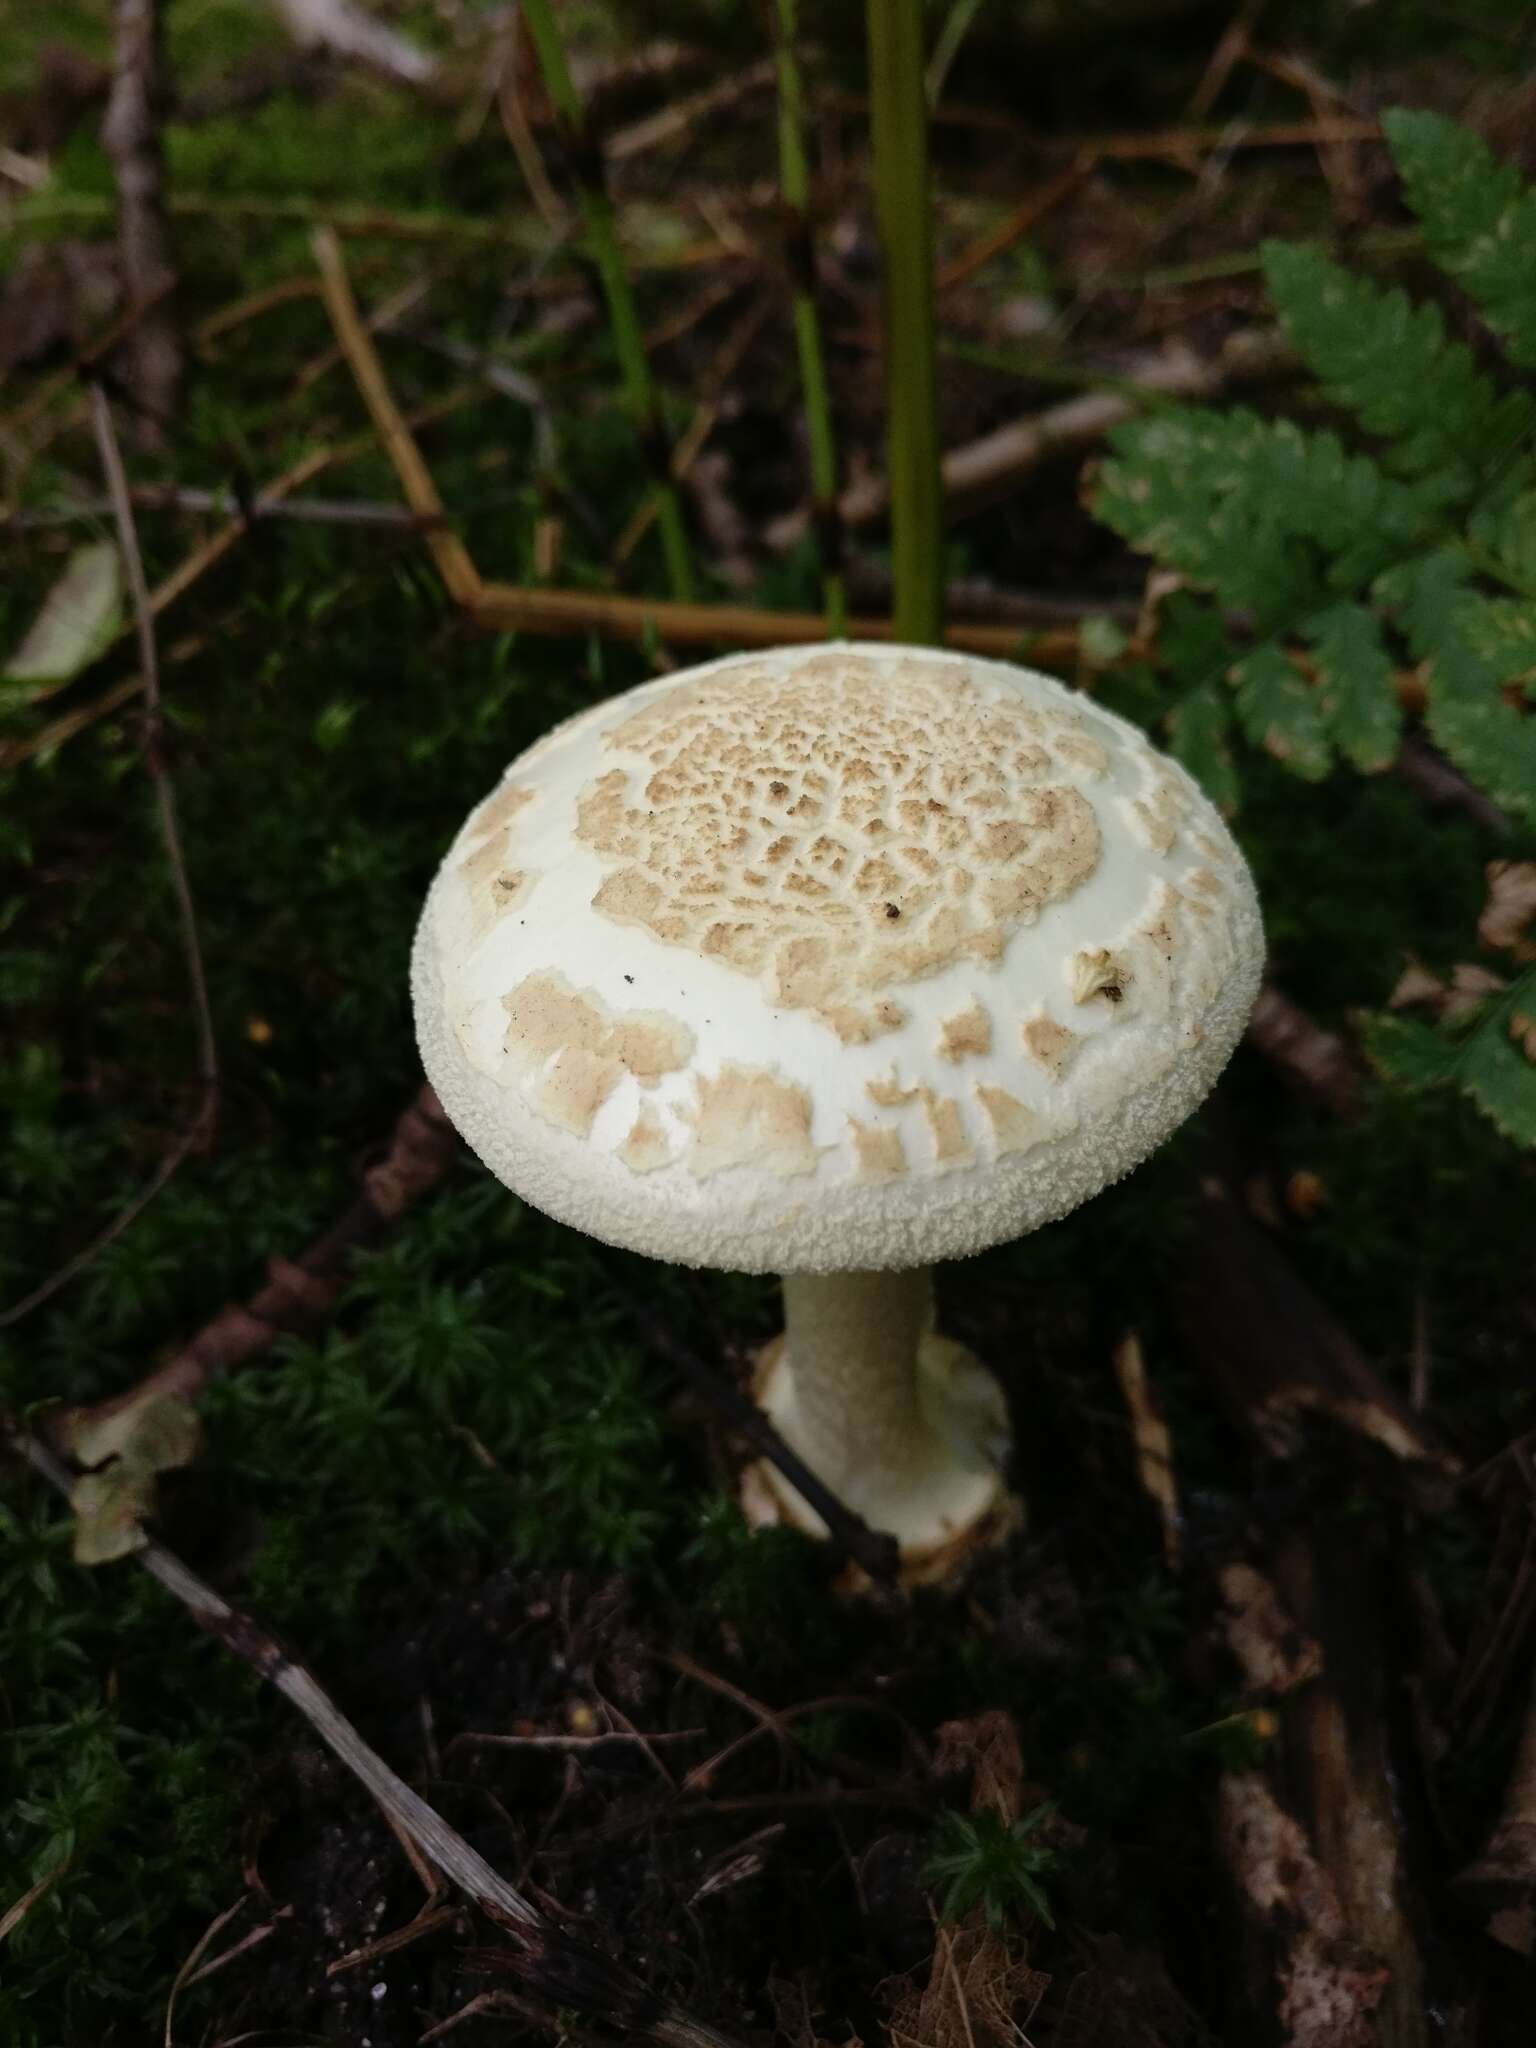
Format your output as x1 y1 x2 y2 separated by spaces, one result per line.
413 643 1263 1579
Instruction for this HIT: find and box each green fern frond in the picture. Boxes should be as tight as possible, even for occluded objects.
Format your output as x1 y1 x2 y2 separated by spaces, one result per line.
1302 601 1403 772
1098 409 1432 627
1384 109 1536 370
1378 551 1536 817
1230 642 1332 780
1261 241 1532 500
1367 964 1536 1146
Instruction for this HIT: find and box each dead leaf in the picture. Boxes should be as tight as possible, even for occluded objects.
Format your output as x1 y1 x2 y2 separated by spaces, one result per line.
69 1460 159 1565
4 542 121 692
60 1392 200 1567
64 1391 200 1474
1218 1563 1324 1697
1479 861 1536 958
885 1921 1048 2048
933 1711 1026 1823
1111 1332 1181 1568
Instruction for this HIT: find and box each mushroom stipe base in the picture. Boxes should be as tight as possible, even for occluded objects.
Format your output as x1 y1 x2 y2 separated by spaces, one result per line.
740 1290 1021 1586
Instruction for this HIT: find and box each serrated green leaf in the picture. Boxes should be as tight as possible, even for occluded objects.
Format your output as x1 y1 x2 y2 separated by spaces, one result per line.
1261 239 1531 501
1302 601 1402 771
1483 487 1536 593
1230 641 1332 780
3 543 121 694
1367 967 1536 1146
1455 595 1536 693
1098 408 1431 627
1379 552 1536 817
1383 109 1536 370
1165 681 1240 810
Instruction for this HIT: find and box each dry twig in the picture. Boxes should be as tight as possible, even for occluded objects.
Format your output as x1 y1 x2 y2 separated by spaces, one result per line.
2 1426 743 2048
0 385 217 1330
52 1084 457 1436
765 327 1295 550
101 0 180 439
1245 986 1366 1121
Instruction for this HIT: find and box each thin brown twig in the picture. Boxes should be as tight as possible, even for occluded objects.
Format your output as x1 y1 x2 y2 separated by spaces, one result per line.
935 157 1092 293
0 275 179 449
101 0 181 440
765 326 1296 550
0 386 218 1331
310 225 481 604
469 579 1072 662
3 1424 744 2048
0 1857 70 1946
5 485 448 531
50 1083 458 1437
0 388 486 765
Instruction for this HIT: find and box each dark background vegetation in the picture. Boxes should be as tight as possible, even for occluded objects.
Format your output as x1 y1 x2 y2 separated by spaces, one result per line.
2 2 1535 2043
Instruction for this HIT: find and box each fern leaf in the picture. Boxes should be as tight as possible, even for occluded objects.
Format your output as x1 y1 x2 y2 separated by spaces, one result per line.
1457 596 1536 694
1383 109 1536 370
1262 240 1531 499
1098 409 1430 627
1484 487 1536 592
1302 602 1402 771
1231 642 1332 780
1165 681 1240 811
1367 965 1536 1146
1379 551 1536 817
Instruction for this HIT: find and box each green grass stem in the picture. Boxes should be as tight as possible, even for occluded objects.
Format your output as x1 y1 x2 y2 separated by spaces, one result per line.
865 0 943 645
773 0 845 634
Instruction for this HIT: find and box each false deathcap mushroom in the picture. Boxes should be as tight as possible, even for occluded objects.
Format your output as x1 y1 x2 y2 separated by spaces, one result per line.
413 643 1263 1579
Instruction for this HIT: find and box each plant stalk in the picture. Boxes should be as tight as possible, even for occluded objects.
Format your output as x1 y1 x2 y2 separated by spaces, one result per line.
865 0 943 645
520 0 693 601
772 0 845 633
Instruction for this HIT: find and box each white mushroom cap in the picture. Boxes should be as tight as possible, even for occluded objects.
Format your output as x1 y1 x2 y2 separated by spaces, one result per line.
413 642 1263 1274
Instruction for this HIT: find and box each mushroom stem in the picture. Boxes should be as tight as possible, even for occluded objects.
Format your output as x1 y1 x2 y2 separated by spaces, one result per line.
749 1266 1014 1571
777 1267 934 1486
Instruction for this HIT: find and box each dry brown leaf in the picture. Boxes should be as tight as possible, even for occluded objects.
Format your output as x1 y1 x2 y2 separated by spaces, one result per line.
933 1710 1026 1823
1111 1332 1181 1569
885 1921 1048 2048
64 1391 199 1474
61 1392 200 1566
1218 1563 1324 1698
1479 860 1536 958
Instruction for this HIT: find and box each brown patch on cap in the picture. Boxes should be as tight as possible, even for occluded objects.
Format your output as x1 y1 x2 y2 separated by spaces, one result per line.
937 999 992 1062
847 1117 907 1179
617 1103 674 1173
975 1085 1044 1156
501 970 694 1137
575 655 1101 1034
1021 1012 1080 1078
1048 723 1110 777
467 780 536 844
1126 772 1188 856
917 1087 971 1166
822 999 906 1046
687 1064 816 1180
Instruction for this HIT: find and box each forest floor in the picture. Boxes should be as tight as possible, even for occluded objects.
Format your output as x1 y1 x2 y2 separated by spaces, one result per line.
2 3 1535 2044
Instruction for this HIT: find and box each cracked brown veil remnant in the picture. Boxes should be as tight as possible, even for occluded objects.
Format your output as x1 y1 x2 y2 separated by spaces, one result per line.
102 0 181 441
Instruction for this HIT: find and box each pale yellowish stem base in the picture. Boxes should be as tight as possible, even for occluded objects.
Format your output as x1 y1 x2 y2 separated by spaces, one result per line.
740 1268 1018 1583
